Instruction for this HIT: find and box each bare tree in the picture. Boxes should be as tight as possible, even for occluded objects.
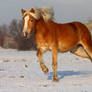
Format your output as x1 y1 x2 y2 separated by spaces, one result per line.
9 19 19 37
0 19 36 50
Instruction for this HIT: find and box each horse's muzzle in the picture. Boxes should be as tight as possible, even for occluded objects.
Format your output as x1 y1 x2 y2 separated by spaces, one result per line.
23 32 30 39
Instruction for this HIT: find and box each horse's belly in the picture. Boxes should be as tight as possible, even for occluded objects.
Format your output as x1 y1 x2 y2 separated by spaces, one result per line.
58 41 78 52
59 47 72 52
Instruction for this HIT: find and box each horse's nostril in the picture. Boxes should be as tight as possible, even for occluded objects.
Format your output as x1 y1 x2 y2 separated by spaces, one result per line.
25 32 28 37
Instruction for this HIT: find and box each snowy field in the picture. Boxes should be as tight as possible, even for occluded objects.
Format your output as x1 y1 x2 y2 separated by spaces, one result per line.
0 48 92 92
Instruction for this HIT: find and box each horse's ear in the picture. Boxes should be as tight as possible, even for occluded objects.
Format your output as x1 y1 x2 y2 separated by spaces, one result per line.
21 9 26 15
30 8 35 13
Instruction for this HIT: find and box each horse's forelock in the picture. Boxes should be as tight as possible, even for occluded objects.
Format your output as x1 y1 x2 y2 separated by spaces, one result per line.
23 8 40 20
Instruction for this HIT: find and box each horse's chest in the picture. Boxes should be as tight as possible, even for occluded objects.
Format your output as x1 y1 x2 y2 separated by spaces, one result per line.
35 34 52 50
37 42 51 51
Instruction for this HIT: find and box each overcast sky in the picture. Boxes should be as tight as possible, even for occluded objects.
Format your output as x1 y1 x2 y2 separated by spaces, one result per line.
0 0 92 25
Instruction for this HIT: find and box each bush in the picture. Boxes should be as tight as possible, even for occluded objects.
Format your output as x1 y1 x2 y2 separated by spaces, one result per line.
0 19 37 50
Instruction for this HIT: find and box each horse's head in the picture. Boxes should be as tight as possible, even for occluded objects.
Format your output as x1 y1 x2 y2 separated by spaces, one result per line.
21 7 54 38
21 8 40 38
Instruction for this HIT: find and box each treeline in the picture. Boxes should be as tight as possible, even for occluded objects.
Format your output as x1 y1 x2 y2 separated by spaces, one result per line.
0 19 36 50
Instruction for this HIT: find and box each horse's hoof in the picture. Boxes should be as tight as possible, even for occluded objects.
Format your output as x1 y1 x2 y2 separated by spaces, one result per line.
53 78 59 82
53 75 59 82
43 68 49 74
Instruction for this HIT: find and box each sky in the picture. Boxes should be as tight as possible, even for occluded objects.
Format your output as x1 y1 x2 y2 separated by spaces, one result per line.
0 0 92 25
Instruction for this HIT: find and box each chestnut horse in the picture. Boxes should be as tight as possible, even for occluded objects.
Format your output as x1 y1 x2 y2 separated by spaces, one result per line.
21 7 92 81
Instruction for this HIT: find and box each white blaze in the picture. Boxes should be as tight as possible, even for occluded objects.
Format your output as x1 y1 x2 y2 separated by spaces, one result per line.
23 15 30 33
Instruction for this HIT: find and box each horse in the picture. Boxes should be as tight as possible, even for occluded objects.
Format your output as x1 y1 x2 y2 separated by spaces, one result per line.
21 7 92 81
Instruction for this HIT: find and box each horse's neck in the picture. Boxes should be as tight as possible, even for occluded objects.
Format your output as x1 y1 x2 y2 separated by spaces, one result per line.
35 18 47 32
35 18 56 31
36 18 45 25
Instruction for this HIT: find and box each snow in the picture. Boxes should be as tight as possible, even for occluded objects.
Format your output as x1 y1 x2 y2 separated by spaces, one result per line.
0 48 92 92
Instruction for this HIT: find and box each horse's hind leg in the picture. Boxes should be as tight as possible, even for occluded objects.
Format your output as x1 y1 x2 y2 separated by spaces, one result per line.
82 46 92 61
71 45 88 58
81 40 92 62
37 49 49 74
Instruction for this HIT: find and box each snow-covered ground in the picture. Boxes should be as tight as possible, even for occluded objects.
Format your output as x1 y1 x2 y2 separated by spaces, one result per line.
0 48 92 92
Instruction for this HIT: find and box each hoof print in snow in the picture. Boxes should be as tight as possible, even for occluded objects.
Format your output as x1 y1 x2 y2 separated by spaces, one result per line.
20 75 24 78
8 76 16 78
3 59 9 62
43 84 48 87
0 69 5 71
25 64 28 68
21 59 26 62
75 58 80 60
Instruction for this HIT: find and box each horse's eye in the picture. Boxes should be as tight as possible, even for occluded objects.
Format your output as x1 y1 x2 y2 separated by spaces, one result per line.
30 19 34 22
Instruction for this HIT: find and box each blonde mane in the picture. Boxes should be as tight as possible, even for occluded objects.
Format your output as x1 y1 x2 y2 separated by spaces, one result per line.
25 7 54 22
39 7 54 22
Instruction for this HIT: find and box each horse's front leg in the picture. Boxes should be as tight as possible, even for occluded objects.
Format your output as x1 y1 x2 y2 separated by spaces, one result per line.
52 48 58 81
37 49 49 74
